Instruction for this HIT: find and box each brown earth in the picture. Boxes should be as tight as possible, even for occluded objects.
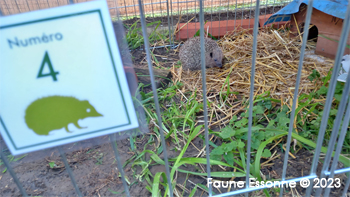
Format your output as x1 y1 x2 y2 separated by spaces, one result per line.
1 134 349 196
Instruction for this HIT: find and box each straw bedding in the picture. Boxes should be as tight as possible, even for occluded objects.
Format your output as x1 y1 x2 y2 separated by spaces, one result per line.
171 27 335 127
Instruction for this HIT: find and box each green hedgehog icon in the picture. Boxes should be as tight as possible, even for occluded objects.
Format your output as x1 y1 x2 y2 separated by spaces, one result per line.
25 96 103 135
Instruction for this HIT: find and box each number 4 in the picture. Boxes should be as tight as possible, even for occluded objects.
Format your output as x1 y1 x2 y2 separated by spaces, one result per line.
37 51 59 81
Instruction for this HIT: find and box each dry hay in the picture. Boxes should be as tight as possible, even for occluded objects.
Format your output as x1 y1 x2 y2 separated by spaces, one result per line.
171 27 335 128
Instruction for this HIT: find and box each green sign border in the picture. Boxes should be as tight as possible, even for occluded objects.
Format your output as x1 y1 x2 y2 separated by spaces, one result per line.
0 10 132 150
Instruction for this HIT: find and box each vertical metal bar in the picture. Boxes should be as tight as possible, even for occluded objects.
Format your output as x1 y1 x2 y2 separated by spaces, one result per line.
69 0 74 4
113 0 119 20
199 0 212 195
3 0 10 15
241 0 244 26
58 147 83 197
342 175 350 197
234 0 237 29
323 96 350 196
46 0 50 8
194 0 197 35
218 0 221 39
249 0 252 28
317 41 350 197
132 0 137 18
110 134 131 197
177 0 179 18
0 8 2 16
277 0 281 27
36 0 41 9
170 0 174 45
281 0 284 10
14 0 21 13
186 0 189 39
272 0 275 13
226 0 229 33
57 0 60 6
159 0 162 18
26 0 31 11
150 0 155 18
0 151 28 196
279 1 313 197
137 0 173 196
123 0 128 19
305 1 350 196
264 0 267 25
210 0 213 37
166 0 172 45
245 1 260 197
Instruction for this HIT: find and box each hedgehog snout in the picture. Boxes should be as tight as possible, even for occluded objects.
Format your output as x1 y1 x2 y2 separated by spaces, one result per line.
214 59 222 68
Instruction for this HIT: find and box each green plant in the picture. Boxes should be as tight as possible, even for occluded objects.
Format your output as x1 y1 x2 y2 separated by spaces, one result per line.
0 154 27 173
49 162 57 168
94 152 104 165
125 66 350 196
124 20 163 49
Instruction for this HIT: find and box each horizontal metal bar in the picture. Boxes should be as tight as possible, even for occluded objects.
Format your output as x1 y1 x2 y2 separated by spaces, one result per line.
324 167 350 176
213 175 317 197
109 1 167 9
109 1 285 11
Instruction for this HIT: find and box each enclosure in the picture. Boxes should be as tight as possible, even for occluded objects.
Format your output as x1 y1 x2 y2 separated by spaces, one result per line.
0 0 350 196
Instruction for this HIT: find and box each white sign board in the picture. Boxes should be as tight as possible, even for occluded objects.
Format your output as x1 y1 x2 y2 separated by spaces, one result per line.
0 1 139 155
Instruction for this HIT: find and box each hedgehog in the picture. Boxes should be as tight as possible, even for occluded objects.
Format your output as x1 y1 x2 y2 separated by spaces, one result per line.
179 37 223 71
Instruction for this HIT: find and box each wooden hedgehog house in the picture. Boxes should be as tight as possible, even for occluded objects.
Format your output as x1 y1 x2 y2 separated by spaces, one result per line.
289 3 350 59
175 1 349 60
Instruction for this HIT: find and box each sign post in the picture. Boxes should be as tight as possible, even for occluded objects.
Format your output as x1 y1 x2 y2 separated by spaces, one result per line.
0 1 139 155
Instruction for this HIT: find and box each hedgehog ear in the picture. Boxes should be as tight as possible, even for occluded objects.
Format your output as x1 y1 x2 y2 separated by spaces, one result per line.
210 52 213 58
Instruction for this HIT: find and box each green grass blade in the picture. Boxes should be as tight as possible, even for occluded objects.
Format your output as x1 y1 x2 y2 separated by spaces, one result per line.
189 185 197 197
152 172 167 197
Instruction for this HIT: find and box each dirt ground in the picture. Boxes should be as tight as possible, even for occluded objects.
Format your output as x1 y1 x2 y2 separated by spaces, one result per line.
1 133 349 196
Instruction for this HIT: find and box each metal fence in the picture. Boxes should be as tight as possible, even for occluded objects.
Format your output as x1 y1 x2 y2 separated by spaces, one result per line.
0 0 350 196
0 0 289 17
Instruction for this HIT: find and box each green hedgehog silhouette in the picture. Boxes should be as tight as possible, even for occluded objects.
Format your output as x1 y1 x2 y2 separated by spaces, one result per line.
25 96 103 135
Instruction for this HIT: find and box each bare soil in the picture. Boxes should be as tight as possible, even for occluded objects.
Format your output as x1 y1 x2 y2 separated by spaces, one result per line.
1 133 349 196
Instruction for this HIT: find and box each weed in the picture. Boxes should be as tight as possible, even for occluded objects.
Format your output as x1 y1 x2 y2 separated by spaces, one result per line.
108 188 124 195
0 153 27 173
49 162 57 168
124 20 168 50
93 152 104 165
